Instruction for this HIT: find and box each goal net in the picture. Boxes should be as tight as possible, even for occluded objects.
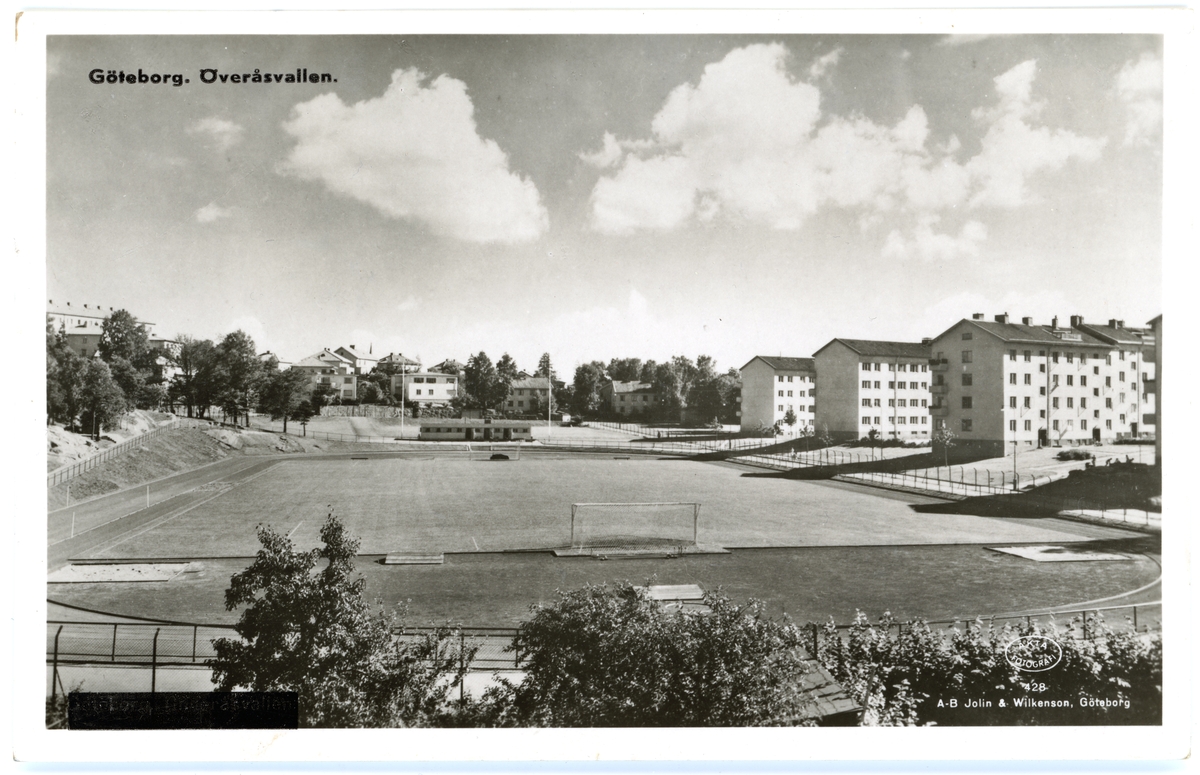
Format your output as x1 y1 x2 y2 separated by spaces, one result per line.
569 502 700 554
468 444 521 461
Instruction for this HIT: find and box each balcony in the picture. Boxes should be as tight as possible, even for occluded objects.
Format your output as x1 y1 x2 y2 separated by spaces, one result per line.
929 358 950 373
930 384 948 395
930 405 949 417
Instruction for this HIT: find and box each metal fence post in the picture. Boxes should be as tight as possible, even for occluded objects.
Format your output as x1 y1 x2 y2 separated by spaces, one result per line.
192 625 198 663
51 625 63 703
111 623 118 661
151 628 160 693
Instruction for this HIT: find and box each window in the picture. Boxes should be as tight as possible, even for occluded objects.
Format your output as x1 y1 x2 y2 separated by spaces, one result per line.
778 390 784 397
921 399 928 407
1106 419 1112 430
862 416 871 425
888 399 895 407
1081 420 1088 430
962 374 973 386
1106 377 1112 387
1094 388 1100 396
809 389 816 397
787 376 793 382
778 405 784 412
1119 392 1125 403
1120 414 1126 423
1052 375 1059 386
619 395 626 402
1106 355 1112 365
1119 371 1126 382
1067 397 1074 408
1009 349 1017 361
1024 350 1032 362
1040 410 1046 418
898 381 907 389
961 396 973 409
413 377 425 383
1052 352 1059 363
416 389 422 395
862 363 871 371
898 399 907 408
1066 352 1073 363
921 417 928 424
887 381 896 390
862 399 871 407
888 417 895 424
921 365 928 372
1024 397 1031 408
1052 397 1059 409
1039 350 1046 357
961 419 973 432
787 391 793 397
1081 398 1087 409
1094 366 1100 375
862 380 871 389
962 332 973 340
874 399 881 407
1039 364 1046 373
1081 376 1087 387
874 363 881 371
1066 375 1074 386
778 376 784 382
1106 398 1113 408
874 417 881 425
897 417 907 424
1010 396 1017 408
1094 410 1100 418
899 364 908 372
874 381 881 389
922 382 928 389
1024 374 1032 385
1009 373 1017 384
1024 420 1032 431
1010 420 1017 431
1132 382 1138 392
1120 351 1126 361
962 350 973 363
1040 387 1046 396
1053 420 1059 431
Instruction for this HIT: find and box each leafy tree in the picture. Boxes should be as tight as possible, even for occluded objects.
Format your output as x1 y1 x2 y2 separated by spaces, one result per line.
260 368 314 433
463 352 500 412
357 380 383 405
867 427 881 460
485 584 819 727
46 321 86 426
170 336 220 418
107 356 149 409
570 363 603 417
783 408 798 435
933 425 955 466
606 358 642 382
638 360 658 383
495 354 519 409
216 330 264 426
818 424 835 448
433 359 464 376
208 512 471 727
535 353 555 380
695 355 718 385
79 360 127 438
97 309 152 369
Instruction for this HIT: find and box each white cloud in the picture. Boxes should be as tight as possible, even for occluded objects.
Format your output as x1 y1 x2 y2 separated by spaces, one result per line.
965 60 1107 208
188 117 244 152
579 132 624 169
395 296 421 312
881 215 987 263
279 68 548 244
937 34 996 47
1115 52 1162 147
916 290 1073 340
195 202 232 223
225 316 274 355
808 48 843 80
584 47 1104 235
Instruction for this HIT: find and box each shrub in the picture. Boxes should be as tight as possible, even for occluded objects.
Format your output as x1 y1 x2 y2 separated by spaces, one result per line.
1057 449 1095 461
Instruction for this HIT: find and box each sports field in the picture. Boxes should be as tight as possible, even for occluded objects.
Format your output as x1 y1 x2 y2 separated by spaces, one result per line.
80 453 1132 561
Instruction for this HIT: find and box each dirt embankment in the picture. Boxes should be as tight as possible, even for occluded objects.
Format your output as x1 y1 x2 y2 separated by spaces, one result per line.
47 426 323 510
47 410 176 472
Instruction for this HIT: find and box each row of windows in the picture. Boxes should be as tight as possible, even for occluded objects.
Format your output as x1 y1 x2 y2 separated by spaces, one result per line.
861 398 929 408
776 375 812 382
861 380 929 390
410 376 455 384
778 390 816 397
861 362 929 373
425 427 530 434
861 416 929 425
778 405 814 413
618 395 651 402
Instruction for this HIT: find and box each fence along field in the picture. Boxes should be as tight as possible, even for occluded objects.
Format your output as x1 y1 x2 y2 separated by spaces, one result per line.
69 454 1130 562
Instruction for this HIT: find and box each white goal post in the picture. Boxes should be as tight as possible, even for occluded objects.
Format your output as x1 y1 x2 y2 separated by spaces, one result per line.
569 502 701 550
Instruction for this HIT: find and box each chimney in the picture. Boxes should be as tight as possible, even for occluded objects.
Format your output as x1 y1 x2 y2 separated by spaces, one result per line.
921 337 932 345
1070 315 1083 328
1052 316 1061 329
1022 316 1032 325
971 313 984 320
1109 318 1119 328
1117 320 1124 329
994 313 1009 324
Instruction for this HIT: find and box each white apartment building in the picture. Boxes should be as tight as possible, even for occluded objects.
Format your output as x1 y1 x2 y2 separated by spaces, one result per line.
812 339 933 442
738 356 816 434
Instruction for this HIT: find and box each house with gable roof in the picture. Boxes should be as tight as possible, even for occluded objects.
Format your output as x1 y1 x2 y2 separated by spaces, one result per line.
292 348 358 400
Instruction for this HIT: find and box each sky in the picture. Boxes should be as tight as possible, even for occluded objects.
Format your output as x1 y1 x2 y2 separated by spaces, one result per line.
46 34 1162 375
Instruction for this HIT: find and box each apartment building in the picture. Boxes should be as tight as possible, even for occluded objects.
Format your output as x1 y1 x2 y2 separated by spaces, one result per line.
504 376 553 414
47 300 156 359
1150 314 1161 465
738 356 816 433
390 371 459 407
812 339 933 442
599 380 657 416
1072 316 1157 439
333 345 378 375
293 349 358 400
928 313 1154 459
377 352 422 373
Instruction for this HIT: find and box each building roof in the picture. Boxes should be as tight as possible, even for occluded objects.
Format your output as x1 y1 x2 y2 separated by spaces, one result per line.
510 376 551 390
740 355 816 372
812 339 930 359
294 349 353 368
609 380 655 394
379 352 421 365
1074 323 1154 347
949 320 1113 348
336 345 377 361
418 419 535 428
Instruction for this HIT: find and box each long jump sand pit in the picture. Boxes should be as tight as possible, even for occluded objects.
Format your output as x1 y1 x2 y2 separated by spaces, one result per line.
82 455 1138 561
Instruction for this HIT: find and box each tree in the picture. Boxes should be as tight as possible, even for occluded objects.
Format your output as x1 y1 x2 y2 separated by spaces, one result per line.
695 355 718 385
79 360 127 439
783 408 798 436
489 583 819 727
535 353 555 380
798 422 815 452
433 359 464 376
357 380 383 405
97 309 152 368
638 360 658 383
933 424 955 466
47 321 86 427
260 368 314 433
215 330 264 426
606 358 642 382
495 353 519 410
170 336 220 418
463 352 501 412
867 427 881 460
208 512 471 727
570 363 603 417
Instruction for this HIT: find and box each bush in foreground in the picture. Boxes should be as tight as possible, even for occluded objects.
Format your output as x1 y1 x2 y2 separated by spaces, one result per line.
208 511 471 728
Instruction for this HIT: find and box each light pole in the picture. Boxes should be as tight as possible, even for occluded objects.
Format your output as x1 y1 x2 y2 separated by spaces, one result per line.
1012 439 1018 491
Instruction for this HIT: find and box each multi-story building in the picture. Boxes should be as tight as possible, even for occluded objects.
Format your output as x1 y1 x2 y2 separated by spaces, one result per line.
1150 314 1161 465
504 376 553 414
812 339 933 442
1072 316 1156 439
334 345 378 375
377 352 422 373
928 313 1154 459
738 356 816 434
599 380 657 417
390 371 459 407
46 300 157 359
293 349 358 400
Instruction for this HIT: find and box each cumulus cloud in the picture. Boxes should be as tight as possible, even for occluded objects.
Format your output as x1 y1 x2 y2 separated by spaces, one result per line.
808 48 843 79
583 47 1105 236
188 117 244 152
226 316 273 354
937 34 996 47
279 68 548 244
881 215 987 262
195 202 232 223
1115 52 1162 147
